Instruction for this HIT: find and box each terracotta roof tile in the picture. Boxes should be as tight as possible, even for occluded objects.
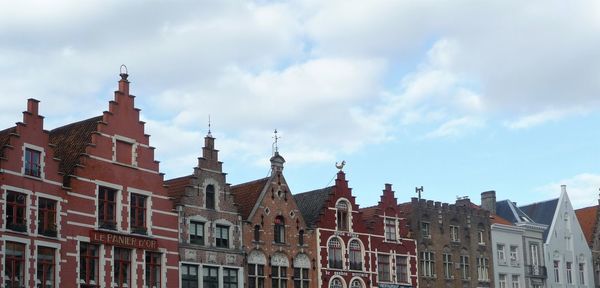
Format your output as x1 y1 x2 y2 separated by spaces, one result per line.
576 205 598 247
165 175 194 204
49 116 102 179
293 186 332 228
0 126 17 158
230 177 269 220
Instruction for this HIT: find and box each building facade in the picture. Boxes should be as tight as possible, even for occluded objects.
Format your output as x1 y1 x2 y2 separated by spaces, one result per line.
520 185 595 288
575 199 600 288
230 152 316 288
398 197 494 288
0 72 180 288
166 133 245 288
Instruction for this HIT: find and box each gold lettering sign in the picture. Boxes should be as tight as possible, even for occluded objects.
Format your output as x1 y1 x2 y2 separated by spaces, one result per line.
90 230 158 250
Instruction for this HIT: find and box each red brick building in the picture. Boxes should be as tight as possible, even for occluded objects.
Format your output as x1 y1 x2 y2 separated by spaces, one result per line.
0 72 179 287
294 170 417 288
165 133 245 288
230 152 316 288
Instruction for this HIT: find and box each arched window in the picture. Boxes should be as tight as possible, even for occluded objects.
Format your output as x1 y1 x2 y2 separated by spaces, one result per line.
254 225 261 242
205 185 215 210
330 278 343 288
349 239 362 270
328 238 343 269
350 279 362 288
274 216 285 244
299 230 305 246
336 200 349 231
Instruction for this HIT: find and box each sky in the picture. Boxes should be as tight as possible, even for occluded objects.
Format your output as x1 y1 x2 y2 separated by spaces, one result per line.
1 0 599 209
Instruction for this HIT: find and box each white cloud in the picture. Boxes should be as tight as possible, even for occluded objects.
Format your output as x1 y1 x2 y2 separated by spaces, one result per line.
504 108 584 130
535 173 600 209
425 116 484 139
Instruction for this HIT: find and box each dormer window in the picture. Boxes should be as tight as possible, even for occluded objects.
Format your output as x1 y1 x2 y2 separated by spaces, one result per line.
25 148 41 177
274 216 285 244
205 185 215 210
336 201 349 231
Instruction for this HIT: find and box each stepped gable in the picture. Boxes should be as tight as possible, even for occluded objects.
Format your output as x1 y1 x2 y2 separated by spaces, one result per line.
0 126 17 158
165 174 194 204
293 186 333 228
230 177 269 220
519 198 558 240
576 205 598 246
49 116 103 179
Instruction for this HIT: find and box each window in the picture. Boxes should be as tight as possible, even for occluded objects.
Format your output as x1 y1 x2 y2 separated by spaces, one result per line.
146 252 161 288
349 240 362 270
130 193 147 234
203 266 218 288
421 222 430 238
25 148 41 177
498 274 507 288
554 260 560 283
510 246 519 266
420 251 434 277
190 221 204 245
579 262 586 285
181 264 198 288
216 225 229 248
298 230 304 246
6 191 27 232
274 216 285 244
114 248 131 288
224 268 238 288
5 242 26 288
294 268 309 288
566 262 573 284
80 243 99 287
205 184 215 210
460 255 470 280
254 225 261 242
443 253 452 279
511 275 520 288
497 244 506 264
350 279 362 288
330 278 343 288
271 265 287 288
450 225 459 242
37 247 55 288
378 254 391 282
385 218 397 241
328 238 343 269
396 256 408 283
38 197 57 237
477 257 489 282
98 186 117 230
478 230 485 244
336 201 349 231
248 264 265 288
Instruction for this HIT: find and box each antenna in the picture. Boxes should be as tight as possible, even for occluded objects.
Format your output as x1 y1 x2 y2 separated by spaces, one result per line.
416 186 424 201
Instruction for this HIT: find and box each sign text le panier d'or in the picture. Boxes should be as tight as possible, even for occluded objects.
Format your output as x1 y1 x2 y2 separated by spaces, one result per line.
90 230 158 250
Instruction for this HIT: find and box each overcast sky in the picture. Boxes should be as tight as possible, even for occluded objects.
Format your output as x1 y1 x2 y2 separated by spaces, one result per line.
1 0 599 209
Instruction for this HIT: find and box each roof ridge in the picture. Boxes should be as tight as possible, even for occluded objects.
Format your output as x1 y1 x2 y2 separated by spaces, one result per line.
230 177 270 189
165 174 194 183
50 115 102 132
519 197 559 208
294 185 334 196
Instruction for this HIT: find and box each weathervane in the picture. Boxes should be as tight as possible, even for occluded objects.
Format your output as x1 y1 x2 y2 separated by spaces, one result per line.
272 129 280 154
335 160 346 171
207 115 212 137
119 64 128 80
416 186 424 201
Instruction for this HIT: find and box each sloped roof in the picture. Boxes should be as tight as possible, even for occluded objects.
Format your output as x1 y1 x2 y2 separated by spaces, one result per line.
575 205 598 247
230 177 269 220
496 200 535 224
0 126 17 158
519 198 559 240
490 213 513 225
293 186 333 228
359 205 380 232
49 116 102 177
165 175 194 204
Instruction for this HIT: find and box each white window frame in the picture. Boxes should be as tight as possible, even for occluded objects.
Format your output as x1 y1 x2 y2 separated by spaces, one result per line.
22 143 46 179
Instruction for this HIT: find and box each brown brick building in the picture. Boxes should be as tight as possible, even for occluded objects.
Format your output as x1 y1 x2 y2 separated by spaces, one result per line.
166 133 244 288
398 197 494 288
231 152 316 288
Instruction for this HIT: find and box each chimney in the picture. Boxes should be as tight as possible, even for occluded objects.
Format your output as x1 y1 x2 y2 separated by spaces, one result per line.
561 185 567 194
27 99 40 116
481 191 496 214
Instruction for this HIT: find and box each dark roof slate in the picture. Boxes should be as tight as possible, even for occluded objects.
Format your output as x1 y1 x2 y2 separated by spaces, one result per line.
49 116 102 177
230 177 269 220
519 198 559 240
0 126 17 158
293 186 333 228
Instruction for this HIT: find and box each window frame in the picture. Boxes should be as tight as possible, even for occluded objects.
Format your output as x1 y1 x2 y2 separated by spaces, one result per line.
38 197 57 237
223 268 238 288
203 265 219 288
274 216 285 244
146 252 162 288
460 255 470 280
98 186 117 230
377 254 391 282
421 221 430 238
293 267 309 288
450 225 459 242
443 253 453 279
190 221 205 245
328 237 343 269
5 241 27 288
396 256 408 283
336 200 350 231
37 246 55 288
248 263 265 288
113 247 131 288
271 265 287 288
420 251 435 277
79 242 100 288
181 264 199 288
205 184 216 210
130 193 147 234
25 147 42 177
6 191 27 232
215 224 230 248
349 239 363 271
